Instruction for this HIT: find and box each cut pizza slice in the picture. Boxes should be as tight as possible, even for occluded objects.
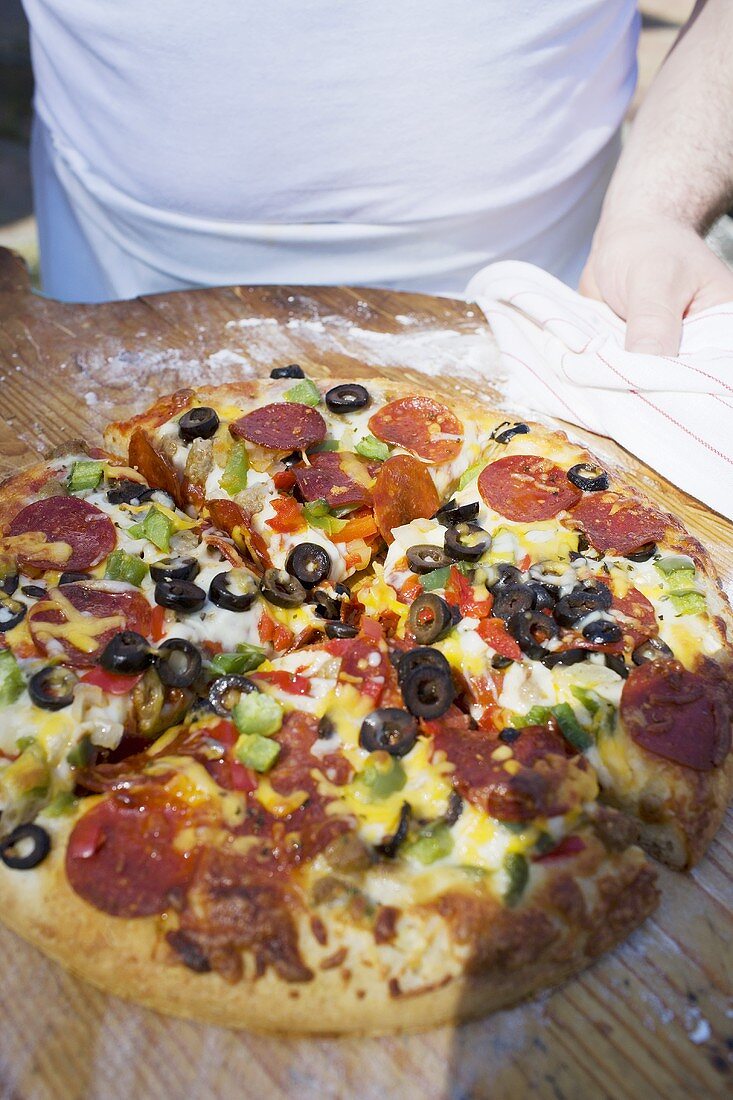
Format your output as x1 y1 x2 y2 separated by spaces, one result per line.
355 415 733 869
0 618 658 1032
103 376 501 582
0 449 338 836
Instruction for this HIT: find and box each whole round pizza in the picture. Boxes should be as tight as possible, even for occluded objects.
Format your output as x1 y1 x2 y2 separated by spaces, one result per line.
0 369 731 1033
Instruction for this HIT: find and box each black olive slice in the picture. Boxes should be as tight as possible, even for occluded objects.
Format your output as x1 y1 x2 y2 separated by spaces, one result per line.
282 449 303 467
318 715 336 739
526 581 557 611
493 422 530 445
260 567 307 608
21 584 46 599
150 556 200 584
632 636 675 665
443 522 491 563
492 584 534 621
308 588 342 620
178 406 220 443
1 571 19 597
433 499 480 528
106 480 155 506
603 653 629 678
28 665 78 710
581 618 623 646
397 646 451 686
154 579 207 613
325 621 359 639
541 648 589 669
0 823 51 870
209 569 259 612
59 571 91 586
270 364 305 379
507 610 559 659
491 654 514 670
325 383 370 414
100 630 154 674
444 790 463 826
567 462 609 492
401 664 454 719
155 639 202 688
285 544 331 589
208 674 258 716
376 801 411 859
490 563 522 592
406 544 452 575
409 593 453 645
498 727 521 743
553 584 612 627
360 708 418 757
0 595 26 632
626 542 657 563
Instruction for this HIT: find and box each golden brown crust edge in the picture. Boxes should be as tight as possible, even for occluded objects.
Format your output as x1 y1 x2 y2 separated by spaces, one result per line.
0 820 658 1035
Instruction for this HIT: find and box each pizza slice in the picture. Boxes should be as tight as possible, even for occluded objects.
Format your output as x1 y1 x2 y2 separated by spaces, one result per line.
354 415 733 869
0 448 335 835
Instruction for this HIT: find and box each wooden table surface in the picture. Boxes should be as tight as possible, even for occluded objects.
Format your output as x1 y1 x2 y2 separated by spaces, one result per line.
0 247 730 1100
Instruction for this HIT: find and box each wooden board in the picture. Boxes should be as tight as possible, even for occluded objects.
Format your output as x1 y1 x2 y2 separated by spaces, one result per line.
0 247 730 1100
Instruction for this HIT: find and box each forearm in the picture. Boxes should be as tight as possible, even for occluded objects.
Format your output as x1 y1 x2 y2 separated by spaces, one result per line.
601 0 733 233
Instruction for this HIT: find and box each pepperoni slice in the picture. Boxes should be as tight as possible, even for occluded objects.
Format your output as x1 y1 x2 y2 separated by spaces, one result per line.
478 455 581 522
620 659 731 771
368 396 463 463
7 497 116 572
230 403 327 451
568 492 668 556
372 454 440 543
129 427 186 510
611 585 658 648
431 717 575 822
66 790 196 917
28 583 152 667
293 451 376 509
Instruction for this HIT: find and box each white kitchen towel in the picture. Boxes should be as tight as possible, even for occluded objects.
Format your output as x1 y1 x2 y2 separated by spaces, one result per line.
467 261 733 521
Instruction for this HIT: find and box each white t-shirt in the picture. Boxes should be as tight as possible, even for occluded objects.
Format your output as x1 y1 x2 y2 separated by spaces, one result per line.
25 1 639 301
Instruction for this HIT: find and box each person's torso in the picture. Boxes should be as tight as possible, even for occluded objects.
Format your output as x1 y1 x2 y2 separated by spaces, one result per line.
25 0 639 227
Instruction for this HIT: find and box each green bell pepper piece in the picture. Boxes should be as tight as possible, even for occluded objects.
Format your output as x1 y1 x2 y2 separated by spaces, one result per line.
355 435 390 461
664 568 697 594
68 459 104 493
358 753 407 800
210 644 267 676
44 790 79 817
511 705 552 729
655 554 695 575
104 548 148 587
127 507 175 552
503 851 529 907
219 441 249 495
308 438 340 453
232 692 283 737
66 734 94 768
408 822 454 865
284 379 321 406
235 732 281 773
421 566 450 592
0 649 24 707
551 703 592 752
303 499 346 536
668 591 706 616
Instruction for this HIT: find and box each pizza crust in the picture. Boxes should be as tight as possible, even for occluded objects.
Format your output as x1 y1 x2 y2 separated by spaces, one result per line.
0 816 658 1034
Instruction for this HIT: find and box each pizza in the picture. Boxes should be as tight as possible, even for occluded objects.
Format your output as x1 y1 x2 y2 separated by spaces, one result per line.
0 367 730 1034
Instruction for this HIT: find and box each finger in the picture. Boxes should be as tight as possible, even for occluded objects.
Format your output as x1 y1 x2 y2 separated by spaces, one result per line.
578 262 603 302
623 262 690 356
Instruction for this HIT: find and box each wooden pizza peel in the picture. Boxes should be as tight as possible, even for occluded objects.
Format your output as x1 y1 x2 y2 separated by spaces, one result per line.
0 247 730 1100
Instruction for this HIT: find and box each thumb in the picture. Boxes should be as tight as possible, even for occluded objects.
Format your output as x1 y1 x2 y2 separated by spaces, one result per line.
623 260 689 356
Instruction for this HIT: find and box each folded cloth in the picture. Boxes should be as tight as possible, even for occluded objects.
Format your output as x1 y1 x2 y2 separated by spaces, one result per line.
466 261 733 521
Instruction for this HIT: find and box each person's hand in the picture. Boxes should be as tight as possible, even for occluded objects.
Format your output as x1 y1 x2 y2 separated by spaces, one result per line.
579 215 733 355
